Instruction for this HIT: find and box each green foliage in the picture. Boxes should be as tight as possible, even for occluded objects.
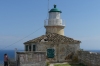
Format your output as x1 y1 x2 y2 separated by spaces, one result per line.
46 62 50 66
54 64 71 66
54 63 86 66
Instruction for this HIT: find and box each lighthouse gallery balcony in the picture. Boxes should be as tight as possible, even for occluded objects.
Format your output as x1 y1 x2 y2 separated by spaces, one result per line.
44 19 65 26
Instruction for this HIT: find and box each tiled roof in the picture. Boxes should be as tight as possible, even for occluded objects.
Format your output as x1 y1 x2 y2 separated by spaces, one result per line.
24 33 81 44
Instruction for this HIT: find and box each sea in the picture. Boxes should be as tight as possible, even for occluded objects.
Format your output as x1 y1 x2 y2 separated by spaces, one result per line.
0 50 100 64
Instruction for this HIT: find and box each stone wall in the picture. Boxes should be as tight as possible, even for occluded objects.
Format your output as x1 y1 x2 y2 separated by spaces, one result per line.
58 44 80 62
16 51 46 66
78 50 100 66
35 43 80 62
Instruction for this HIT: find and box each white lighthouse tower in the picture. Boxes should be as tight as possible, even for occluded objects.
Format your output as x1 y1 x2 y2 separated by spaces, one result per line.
44 5 65 35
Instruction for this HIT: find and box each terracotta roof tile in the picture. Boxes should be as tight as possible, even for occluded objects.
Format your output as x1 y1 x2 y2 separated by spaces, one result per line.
24 33 81 44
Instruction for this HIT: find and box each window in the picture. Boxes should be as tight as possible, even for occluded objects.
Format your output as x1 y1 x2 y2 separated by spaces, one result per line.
29 45 31 51
47 49 55 58
33 45 36 51
25 45 28 51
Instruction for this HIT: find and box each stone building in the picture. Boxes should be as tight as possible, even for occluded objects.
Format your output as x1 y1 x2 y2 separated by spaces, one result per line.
24 5 81 62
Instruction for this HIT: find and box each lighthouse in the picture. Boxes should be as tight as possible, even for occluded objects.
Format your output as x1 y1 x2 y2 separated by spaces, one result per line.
44 5 65 35
24 4 81 63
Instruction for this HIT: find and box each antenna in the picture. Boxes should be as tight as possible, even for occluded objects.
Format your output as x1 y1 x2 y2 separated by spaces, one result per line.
48 0 49 12
46 0 49 19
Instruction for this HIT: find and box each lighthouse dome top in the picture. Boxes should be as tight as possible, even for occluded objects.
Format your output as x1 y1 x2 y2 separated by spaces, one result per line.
49 5 62 13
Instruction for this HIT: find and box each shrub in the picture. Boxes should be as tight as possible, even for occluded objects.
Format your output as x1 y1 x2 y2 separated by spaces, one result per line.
46 62 50 66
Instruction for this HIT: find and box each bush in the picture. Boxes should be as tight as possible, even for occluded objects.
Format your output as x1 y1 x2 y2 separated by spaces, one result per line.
46 62 50 66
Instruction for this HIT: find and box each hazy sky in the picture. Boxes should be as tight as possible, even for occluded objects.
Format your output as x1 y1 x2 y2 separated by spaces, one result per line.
0 0 100 50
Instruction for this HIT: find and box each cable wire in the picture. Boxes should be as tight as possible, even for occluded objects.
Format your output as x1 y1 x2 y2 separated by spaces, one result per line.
0 26 43 50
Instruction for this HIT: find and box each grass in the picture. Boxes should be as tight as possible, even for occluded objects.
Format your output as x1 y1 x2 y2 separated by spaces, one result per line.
54 63 86 66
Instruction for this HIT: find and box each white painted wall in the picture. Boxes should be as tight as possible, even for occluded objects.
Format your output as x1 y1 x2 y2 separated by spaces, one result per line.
44 12 65 35
48 12 64 26
48 19 62 26
49 12 60 19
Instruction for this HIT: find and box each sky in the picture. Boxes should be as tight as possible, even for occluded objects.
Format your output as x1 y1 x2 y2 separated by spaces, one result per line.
0 0 100 50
